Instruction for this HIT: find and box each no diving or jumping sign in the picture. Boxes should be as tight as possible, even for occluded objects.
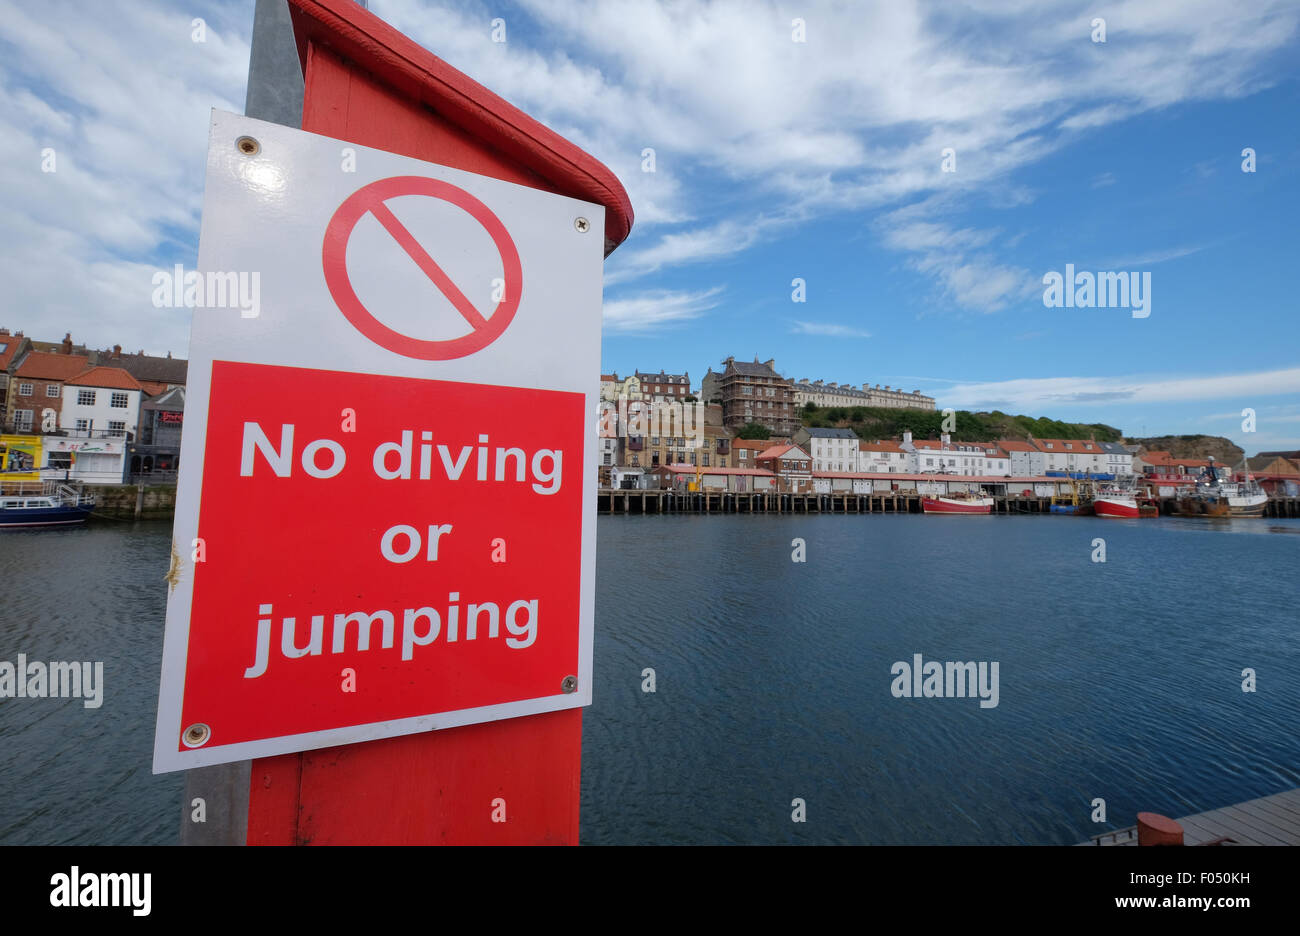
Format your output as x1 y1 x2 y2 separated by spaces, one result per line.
322 176 523 360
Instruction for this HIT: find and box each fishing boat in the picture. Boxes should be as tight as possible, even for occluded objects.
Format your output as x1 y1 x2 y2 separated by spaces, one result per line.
1175 457 1268 518
922 492 994 514
1093 481 1139 518
1050 476 1093 515
0 485 96 528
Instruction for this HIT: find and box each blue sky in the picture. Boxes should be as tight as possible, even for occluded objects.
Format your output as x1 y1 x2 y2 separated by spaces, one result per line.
1 0 1297 452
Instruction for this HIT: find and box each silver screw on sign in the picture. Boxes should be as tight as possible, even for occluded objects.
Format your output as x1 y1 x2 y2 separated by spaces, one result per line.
561 675 578 694
235 136 261 156
573 217 590 233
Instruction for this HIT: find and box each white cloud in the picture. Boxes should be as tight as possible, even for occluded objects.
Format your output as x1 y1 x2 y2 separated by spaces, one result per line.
942 367 1300 410
791 321 871 338
602 286 724 333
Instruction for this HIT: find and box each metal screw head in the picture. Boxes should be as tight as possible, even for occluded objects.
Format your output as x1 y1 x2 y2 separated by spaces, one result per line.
181 723 211 748
235 136 261 156
574 217 590 233
561 675 578 694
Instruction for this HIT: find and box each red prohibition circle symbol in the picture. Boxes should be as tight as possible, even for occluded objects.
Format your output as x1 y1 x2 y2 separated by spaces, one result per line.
322 176 523 360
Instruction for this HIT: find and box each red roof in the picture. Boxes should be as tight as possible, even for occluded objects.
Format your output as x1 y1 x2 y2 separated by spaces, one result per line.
13 351 91 381
1142 451 1213 468
996 440 1038 452
756 443 808 461
860 440 905 453
1033 438 1099 452
64 366 144 391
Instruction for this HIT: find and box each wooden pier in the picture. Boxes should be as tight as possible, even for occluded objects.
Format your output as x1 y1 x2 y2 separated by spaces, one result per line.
598 489 1300 518
1087 787 1300 845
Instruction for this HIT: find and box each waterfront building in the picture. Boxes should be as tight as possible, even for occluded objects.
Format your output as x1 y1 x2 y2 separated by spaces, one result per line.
634 369 691 402
755 442 813 492
130 385 185 481
793 378 935 411
1245 454 1300 496
793 426 860 472
54 366 143 484
1097 440 1134 476
1031 438 1107 475
857 439 910 473
910 435 1010 476
1136 450 1214 480
658 463 776 494
731 438 767 469
996 439 1046 476
4 350 92 434
0 328 32 429
716 356 799 436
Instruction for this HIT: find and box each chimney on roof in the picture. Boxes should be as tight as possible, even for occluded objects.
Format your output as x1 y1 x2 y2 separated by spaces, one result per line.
113 344 121 359
14 330 22 338
61 333 73 354
941 432 951 447
167 351 172 359
764 358 775 369
903 430 913 446
884 385 890 391
862 383 869 391
0 327 8 336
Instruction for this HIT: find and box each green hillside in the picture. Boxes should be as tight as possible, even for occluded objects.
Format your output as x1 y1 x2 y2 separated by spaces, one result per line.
800 404 1123 444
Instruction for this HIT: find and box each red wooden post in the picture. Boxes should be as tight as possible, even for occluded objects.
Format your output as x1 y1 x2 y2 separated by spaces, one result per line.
243 0 632 846
1136 812 1184 846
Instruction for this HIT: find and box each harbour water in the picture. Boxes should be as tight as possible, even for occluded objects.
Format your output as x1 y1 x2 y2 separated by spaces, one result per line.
2 515 1297 844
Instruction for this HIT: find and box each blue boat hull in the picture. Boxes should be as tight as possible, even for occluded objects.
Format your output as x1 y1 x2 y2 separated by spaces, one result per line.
0 505 94 527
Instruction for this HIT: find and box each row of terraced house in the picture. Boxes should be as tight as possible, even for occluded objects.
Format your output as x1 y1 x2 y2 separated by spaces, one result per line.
0 328 187 486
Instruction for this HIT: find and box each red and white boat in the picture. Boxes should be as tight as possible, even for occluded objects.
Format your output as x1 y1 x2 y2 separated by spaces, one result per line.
922 493 993 514
1092 483 1138 518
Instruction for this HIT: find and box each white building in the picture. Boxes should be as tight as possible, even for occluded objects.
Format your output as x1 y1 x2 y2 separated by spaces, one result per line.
1033 438 1107 475
56 366 143 484
910 434 1010 476
793 379 935 411
1097 441 1134 476
793 426 860 472
857 439 912 473
997 441 1046 476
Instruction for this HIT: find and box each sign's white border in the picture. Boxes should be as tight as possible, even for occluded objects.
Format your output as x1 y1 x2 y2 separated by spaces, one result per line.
152 111 601 773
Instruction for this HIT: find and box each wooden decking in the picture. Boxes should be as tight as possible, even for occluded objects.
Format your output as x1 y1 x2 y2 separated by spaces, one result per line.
1088 787 1300 845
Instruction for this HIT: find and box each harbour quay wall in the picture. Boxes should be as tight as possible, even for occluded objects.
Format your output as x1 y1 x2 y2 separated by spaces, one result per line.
90 483 177 521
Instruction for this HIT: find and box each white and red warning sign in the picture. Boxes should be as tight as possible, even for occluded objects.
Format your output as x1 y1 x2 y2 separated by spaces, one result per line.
152 111 602 772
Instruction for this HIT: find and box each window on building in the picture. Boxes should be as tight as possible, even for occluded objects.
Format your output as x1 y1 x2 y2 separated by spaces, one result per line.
48 452 72 469
14 410 33 431
75 418 90 431
603 454 611 465
108 421 126 435
18 383 33 396
46 385 60 398
77 389 95 406
111 392 129 409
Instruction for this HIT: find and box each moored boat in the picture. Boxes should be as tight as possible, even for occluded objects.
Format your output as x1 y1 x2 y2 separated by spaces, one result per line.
1175 457 1267 518
0 485 96 528
1093 483 1139 518
922 493 994 514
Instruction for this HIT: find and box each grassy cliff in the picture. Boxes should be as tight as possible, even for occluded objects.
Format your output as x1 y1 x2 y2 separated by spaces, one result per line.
800 404 1123 444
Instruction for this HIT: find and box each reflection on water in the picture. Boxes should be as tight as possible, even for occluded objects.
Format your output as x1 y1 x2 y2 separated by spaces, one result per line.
1 514 1297 844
